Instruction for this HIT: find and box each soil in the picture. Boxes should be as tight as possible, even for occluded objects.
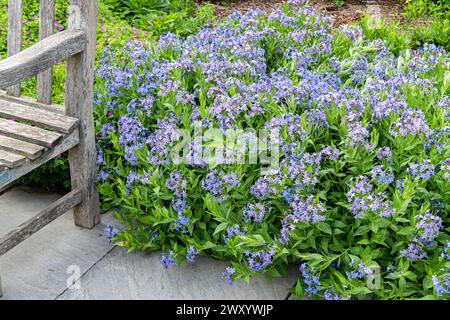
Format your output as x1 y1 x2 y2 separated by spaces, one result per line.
200 0 405 27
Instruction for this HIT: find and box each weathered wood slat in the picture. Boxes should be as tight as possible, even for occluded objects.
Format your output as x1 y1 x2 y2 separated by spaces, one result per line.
0 118 62 148
0 149 26 168
0 30 86 90
6 0 23 97
0 129 79 192
0 135 45 160
0 189 82 256
0 0 100 297
37 0 56 104
66 0 101 228
0 90 65 115
0 99 79 134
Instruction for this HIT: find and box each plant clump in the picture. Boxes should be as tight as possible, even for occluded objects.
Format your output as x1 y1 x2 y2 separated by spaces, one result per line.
95 1 450 299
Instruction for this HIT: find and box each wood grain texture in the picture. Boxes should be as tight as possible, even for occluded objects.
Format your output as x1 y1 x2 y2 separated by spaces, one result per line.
0 189 82 256
0 118 62 148
37 0 56 104
0 99 79 133
0 149 26 168
6 0 23 96
0 135 44 160
0 30 86 90
65 0 100 228
0 90 65 115
0 129 79 192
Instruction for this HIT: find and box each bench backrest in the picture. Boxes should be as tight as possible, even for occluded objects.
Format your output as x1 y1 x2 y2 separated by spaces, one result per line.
2 0 98 108
0 0 101 228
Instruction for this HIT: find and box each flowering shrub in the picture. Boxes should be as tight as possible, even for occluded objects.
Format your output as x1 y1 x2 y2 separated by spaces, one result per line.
0 0 182 191
95 1 450 299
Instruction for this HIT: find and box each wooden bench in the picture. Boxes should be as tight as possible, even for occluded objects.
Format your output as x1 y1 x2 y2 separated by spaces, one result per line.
0 0 100 297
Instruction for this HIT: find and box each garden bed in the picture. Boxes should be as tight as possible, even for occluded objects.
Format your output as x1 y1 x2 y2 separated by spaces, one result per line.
94 1 450 300
1 0 449 300
205 0 404 27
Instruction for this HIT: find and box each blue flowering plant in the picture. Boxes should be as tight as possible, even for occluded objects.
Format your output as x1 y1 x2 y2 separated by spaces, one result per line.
95 0 450 299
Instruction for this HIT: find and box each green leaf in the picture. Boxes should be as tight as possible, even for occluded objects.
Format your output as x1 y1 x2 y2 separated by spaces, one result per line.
354 225 371 236
213 222 228 236
351 287 372 295
357 239 372 245
293 280 303 298
298 253 324 263
398 226 416 236
316 222 332 235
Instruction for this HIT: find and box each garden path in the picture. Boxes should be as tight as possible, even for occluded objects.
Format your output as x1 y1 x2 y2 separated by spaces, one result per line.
0 187 297 300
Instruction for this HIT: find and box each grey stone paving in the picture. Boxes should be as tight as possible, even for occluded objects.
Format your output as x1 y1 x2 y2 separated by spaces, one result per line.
58 248 296 300
0 187 60 238
0 188 115 300
0 187 296 300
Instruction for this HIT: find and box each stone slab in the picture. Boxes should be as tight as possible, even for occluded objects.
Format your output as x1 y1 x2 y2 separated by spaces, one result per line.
0 187 297 300
0 187 116 300
0 187 60 238
58 248 297 300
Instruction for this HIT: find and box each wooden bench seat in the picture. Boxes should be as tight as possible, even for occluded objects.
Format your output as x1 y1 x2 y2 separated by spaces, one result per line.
0 97 80 190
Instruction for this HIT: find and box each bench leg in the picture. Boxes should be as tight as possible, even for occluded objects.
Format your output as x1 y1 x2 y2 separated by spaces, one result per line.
68 140 100 228
65 0 100 229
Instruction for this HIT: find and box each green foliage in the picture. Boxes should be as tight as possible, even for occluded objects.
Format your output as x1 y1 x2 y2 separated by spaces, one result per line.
0 0 217 191
404 0 450 51
405 0 450 19
103 0 217 38
138 4 216 38
103 0 171 19
409 17 450 50
94 3 450 299
358 0 450 53
358 15 411 55
0 0 147 191
18 155 72 191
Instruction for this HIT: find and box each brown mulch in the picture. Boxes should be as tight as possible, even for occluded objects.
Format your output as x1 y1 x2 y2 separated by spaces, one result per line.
311 0 405 26
206 0 283 18
199 0 405 27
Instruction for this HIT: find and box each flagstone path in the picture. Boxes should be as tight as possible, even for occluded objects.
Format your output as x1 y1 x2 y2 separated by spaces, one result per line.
0 187 296 300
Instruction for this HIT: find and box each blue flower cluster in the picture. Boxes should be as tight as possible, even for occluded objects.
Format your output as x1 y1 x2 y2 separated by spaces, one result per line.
161 251 176 270
346 259 374 280
202 170 240 203
433 271 450 297
245 247 276 272
347 176 395 219
243 202 268 223
94 1 450 300
166 171 190 233
299 263 321 297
